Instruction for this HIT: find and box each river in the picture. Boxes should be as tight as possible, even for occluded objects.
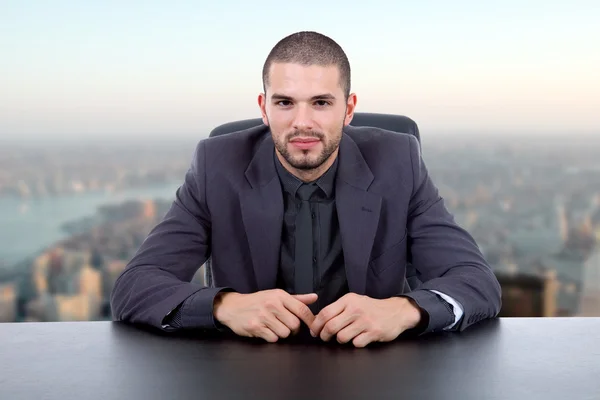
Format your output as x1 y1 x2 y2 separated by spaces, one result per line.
0 183 180 268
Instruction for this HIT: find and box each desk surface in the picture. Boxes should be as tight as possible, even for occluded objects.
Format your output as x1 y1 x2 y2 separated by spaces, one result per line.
1 318 599 399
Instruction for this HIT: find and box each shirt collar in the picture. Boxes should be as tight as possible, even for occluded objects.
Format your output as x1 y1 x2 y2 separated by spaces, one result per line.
274 151 338 199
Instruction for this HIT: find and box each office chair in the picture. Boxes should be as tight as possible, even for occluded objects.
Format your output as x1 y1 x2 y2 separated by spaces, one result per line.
203 112 421 288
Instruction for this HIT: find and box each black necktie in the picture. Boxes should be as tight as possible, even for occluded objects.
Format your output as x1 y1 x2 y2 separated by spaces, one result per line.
294 183 318 295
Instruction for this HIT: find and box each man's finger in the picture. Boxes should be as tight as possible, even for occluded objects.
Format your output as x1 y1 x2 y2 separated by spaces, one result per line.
272 307 302 335
310 299 346 337
320 310 356 342
291 293 318 304
283 295 317 327
335 320 366 344
258 327 279 343
264 315 292 339
351 331 373 348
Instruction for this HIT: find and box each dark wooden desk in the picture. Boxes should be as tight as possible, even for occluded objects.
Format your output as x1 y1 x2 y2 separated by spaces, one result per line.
1 318 599 399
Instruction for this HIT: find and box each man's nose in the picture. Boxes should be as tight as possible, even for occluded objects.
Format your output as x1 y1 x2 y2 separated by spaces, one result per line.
292 104 314 131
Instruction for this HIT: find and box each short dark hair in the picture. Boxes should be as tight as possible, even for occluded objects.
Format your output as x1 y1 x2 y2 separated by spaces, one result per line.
262 31 351 99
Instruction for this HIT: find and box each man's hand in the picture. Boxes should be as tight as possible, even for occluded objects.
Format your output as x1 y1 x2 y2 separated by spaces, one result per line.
213 289 317 342
309 293 423 347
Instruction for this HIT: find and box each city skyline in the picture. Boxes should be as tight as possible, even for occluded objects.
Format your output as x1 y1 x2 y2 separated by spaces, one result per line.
1 1 598 139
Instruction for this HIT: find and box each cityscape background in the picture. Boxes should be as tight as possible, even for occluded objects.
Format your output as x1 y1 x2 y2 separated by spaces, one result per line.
1 134 599 322
1 1 599 323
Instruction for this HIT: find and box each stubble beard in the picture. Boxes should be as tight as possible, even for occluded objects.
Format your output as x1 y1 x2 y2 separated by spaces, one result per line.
274 129 342 171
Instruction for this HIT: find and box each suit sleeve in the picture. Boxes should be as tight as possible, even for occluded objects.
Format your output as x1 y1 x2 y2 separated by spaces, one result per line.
400 135 502 334
110 140 232 331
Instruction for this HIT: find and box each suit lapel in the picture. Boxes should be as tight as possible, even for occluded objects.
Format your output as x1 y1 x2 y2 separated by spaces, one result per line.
335 132 382 295
240 133 283 291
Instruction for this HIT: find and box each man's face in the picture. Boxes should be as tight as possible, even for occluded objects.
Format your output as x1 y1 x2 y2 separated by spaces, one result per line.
259 63 357 173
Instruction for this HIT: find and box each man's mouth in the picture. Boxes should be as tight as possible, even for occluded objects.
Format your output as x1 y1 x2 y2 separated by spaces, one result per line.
291 137 320 143
290 137 320 150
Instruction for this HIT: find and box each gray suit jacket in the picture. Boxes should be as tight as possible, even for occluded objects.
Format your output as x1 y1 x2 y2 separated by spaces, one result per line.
110 125 502 334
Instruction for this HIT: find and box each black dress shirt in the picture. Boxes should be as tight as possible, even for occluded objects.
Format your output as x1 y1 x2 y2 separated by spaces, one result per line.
273 153 348 314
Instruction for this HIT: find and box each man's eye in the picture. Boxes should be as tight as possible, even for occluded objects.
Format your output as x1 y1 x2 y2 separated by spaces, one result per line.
277 100 291 106
315 100 330 106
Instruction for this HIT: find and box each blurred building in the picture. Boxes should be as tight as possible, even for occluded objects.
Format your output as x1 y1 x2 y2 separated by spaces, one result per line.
579 248 600 316
497 270 559 317
23 246 103 321
0 282 17 322
102 259 127 300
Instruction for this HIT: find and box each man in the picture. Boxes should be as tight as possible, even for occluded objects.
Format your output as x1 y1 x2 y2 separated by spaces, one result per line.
110 31 502 348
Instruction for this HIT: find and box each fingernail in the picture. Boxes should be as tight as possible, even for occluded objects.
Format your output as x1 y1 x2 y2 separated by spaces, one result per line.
310 330 315 337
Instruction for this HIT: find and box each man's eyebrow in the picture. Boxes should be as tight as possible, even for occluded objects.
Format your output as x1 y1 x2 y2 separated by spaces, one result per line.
271 93 337 101
311 93 336 100
271 93 292 101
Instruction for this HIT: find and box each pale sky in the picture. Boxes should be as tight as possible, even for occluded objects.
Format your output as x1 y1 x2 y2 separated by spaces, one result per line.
1 0 598 139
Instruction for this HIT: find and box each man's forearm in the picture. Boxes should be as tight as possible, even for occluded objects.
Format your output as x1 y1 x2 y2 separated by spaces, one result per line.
161 287 233 330
399 290 456 334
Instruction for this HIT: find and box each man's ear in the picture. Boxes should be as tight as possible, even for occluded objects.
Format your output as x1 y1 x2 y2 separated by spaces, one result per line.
258 93 269 126
344 93 358 126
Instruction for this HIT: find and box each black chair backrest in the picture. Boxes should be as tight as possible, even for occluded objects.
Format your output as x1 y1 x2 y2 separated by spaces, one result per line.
208 112 420 144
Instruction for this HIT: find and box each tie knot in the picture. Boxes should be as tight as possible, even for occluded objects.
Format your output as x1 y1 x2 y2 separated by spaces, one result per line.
296 183 319 201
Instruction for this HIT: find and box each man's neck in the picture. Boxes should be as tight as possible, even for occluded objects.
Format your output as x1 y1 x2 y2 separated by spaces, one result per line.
275 150 339 183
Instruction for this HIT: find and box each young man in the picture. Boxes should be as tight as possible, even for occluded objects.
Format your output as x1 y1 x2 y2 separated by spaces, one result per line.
111 31 502 347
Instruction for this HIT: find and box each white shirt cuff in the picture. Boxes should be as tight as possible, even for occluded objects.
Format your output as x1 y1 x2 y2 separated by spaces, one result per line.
431 290 464 330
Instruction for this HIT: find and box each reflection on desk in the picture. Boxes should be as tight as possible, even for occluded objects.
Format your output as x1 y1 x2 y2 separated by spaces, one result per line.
1 318 599 399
